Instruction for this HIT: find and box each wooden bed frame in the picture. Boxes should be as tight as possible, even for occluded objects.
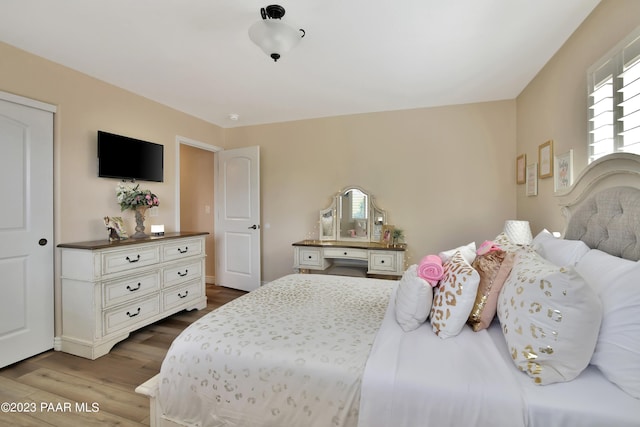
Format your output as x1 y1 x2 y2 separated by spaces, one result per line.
136 153 640 427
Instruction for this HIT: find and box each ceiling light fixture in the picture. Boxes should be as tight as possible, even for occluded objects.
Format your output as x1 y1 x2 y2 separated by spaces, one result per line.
248 4 305 62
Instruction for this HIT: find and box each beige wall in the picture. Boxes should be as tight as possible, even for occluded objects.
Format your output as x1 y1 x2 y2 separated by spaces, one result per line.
516 0 640 234
0 42 224 243
180 144 216 281
226 101 517 282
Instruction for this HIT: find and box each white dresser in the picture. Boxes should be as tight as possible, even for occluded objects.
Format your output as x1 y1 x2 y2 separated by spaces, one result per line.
292 240 406 278
57 232 207 359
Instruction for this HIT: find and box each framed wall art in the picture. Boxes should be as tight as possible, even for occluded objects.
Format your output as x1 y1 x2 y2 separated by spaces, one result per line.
526 163 538 196
538 140 554 179
516 154 526 184
554 149 574 192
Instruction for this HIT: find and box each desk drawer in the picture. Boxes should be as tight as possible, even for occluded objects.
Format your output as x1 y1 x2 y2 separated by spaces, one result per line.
369 251 397 272
324 247 368 260
103 272 160 308
298 248 323 267
163 260 203 288
103 295 160 335
102 246 160 275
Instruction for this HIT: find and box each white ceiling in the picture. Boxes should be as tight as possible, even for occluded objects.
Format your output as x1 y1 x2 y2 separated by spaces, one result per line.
0 0 600 128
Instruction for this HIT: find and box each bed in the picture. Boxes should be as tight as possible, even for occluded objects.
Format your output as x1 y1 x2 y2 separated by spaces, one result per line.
137 152 640 427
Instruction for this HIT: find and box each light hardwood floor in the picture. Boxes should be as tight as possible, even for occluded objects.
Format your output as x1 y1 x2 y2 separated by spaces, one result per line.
0 284 246 427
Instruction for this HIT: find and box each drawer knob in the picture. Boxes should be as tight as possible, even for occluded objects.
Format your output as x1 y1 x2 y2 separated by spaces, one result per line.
178 269 189 277
344 252 348 255
178 247 189 254
380 260 385 264
126 307 141 318
307 255 312 259
178 290 189 299
126 255 141 263
126 283 141 292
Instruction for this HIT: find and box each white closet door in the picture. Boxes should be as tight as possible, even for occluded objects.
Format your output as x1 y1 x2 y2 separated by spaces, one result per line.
215 146 261 291
0 93 54 368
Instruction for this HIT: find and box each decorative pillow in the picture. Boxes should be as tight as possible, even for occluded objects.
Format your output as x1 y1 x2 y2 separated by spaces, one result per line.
438 242 476 264
497 248 602 385
430 251 480 338
395 264 433 332
576 249 640 398
532 229 590 266
468 250 515 332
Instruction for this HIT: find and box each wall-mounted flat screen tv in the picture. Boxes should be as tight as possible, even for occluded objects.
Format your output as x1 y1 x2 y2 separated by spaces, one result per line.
97 130 164 182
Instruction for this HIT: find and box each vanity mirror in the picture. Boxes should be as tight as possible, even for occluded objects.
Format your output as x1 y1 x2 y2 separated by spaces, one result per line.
293 186 405 278
319 186 387 242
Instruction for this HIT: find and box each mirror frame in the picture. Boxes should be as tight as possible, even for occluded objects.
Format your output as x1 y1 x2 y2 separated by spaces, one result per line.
319 186 387 242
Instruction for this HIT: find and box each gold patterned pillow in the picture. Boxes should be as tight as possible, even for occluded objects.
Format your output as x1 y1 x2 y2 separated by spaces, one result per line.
497 248 602 385
468 250 515 332
430 250 480 338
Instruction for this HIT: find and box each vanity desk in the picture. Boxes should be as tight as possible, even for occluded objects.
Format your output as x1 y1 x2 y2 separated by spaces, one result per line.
293 186 407 279
292 240 406 278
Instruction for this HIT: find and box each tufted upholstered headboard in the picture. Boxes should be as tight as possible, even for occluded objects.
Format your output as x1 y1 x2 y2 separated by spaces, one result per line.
556 153 640 261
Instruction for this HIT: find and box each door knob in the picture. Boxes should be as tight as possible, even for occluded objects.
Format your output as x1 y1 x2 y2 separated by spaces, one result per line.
38 238 48 246
248 224 260 230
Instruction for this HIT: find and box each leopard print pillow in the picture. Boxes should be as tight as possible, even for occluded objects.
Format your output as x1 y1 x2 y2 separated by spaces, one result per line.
430 250 480 338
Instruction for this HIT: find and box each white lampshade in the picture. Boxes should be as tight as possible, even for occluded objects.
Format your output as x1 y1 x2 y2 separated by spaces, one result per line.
503 220 533 245
248 19 304 61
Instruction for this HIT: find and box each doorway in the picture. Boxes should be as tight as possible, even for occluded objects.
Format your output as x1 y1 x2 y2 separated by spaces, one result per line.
176 137 220 284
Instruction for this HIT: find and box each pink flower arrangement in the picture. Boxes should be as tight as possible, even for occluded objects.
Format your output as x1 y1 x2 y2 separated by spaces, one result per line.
116 183 160 211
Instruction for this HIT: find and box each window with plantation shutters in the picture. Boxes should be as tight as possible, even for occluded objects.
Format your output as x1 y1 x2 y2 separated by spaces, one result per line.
588 27 640 163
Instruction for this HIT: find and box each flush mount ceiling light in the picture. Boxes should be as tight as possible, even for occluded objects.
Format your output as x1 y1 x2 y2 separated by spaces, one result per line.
248 4 305 62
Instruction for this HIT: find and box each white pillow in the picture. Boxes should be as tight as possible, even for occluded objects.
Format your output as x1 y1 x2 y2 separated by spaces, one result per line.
576 249 640 398
395 264 433 332
532 229 590 266
438 242 476 264
497 248 602 385
430 251 480 338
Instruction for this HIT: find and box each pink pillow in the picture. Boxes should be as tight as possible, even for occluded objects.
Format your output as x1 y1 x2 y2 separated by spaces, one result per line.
468 250 514 331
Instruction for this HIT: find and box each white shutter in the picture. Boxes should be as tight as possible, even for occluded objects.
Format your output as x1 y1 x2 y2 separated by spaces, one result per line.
588 27 640 162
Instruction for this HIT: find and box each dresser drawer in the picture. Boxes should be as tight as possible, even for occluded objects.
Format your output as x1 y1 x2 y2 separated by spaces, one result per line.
103 295 160 335
103 272 160 308
324 247 368 260
163 280 203 311
163 238 203 262
163 260 203 288
368 251 397 272
102 245 160 275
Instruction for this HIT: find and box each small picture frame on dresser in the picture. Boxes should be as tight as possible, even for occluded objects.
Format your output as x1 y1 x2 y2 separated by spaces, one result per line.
380 225 394 245
104 216 128 241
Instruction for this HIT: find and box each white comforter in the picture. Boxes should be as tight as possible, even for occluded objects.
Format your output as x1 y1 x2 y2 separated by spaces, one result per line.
158 274 395 427
358 288 527 427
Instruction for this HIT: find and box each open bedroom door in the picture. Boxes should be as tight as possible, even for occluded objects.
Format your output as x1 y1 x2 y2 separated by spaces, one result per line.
215 146 261 291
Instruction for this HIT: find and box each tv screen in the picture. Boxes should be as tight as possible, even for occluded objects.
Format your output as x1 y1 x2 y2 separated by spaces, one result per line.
97 131 164 182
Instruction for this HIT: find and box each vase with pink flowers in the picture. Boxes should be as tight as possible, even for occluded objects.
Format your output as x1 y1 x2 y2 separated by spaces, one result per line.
116 183 160 238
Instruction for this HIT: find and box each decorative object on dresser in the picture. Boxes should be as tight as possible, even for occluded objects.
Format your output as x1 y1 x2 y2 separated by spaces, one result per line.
56 232 207 359
115 182 160 238
104 216 128 241
294 186 406 278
